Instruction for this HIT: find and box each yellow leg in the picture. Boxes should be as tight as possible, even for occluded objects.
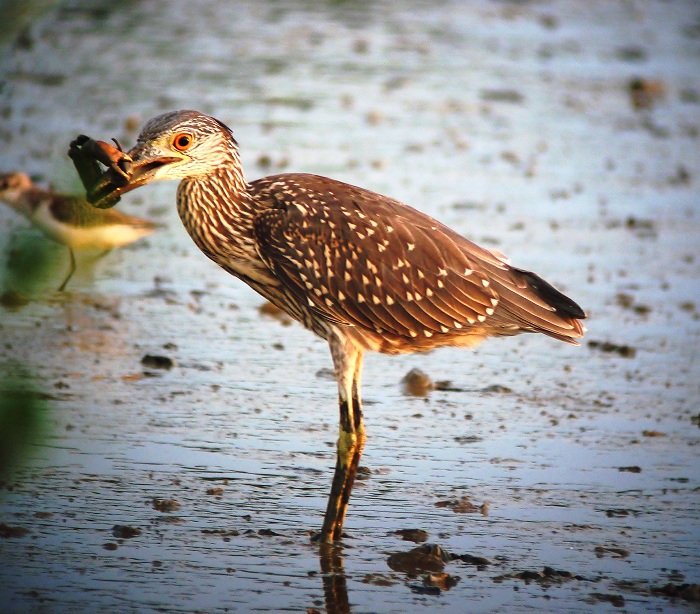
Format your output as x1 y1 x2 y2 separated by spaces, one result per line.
319 418 366 542
318 336 365 543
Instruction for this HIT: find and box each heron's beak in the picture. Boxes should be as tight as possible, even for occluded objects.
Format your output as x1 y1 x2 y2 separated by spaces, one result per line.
89 143 185 209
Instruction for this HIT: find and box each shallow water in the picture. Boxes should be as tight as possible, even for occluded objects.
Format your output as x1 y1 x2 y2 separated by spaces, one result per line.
1 1 699 612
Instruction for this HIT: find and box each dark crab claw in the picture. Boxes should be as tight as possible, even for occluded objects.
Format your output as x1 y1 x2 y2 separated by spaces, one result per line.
69 135 135 208
69 134 185 209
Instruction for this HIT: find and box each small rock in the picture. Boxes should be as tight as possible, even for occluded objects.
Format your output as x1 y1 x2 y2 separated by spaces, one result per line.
387 544 451 574
589 592 626 607
480 89 524 104
606 508 630 518
0 290 29 309
395 528 429 543
594 546 630 558
651 582 700 603
401 368 434 396
361 573 398 587
628 77 665 110
423 572 460 591
618 466 642 473
0 523 30 538
481 384 512 394
152 498 180 513
141 354 174 370
588 340 637 358
435 496 487 515
112 525 142 539
454 553 491 567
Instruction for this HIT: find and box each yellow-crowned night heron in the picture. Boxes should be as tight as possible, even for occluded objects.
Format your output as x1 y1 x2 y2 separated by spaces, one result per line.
69 110 586 543
0 172 156 291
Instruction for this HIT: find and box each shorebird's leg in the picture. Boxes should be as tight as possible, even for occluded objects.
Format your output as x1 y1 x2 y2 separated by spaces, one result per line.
318 334 366 543
58 248 77 292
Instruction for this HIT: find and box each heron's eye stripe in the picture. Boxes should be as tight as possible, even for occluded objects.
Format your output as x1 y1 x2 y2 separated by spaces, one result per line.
173 132 194 151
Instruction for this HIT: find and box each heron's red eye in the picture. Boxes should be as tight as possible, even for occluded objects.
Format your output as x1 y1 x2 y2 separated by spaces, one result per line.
173 133 193 151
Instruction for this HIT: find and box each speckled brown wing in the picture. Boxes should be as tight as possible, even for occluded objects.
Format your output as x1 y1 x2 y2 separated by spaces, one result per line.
251 174 506 346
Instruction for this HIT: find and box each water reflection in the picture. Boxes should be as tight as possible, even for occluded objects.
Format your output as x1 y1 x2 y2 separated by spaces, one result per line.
318 544 352 614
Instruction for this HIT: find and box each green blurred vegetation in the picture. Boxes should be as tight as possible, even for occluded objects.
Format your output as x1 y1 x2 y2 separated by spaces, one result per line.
0 363 49 478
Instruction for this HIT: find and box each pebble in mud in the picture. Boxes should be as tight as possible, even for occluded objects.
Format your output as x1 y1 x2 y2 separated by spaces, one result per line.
401 368 434 396
0 523 30 538
401 368 457 396
409 572 460 595
141 354 175 370
628 77 665 110
152 498 180 513
505 566 584 585
588 340 637 358
112 525 142 539
395 528 429 543
435 496 489 515
387 544 451 574
594 546 630 559
651 583 700 603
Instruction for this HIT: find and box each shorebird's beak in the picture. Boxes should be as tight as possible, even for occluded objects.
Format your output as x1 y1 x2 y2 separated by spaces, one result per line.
89 143 186 209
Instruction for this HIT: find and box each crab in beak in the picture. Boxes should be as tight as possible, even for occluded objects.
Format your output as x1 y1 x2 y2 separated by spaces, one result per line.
68 135 184 209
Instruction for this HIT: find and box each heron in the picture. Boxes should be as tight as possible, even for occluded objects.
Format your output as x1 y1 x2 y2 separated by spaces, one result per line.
0 172 156 291
69 110 586 543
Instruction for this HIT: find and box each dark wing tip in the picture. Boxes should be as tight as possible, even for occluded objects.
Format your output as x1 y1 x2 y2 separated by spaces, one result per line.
514 267 587 320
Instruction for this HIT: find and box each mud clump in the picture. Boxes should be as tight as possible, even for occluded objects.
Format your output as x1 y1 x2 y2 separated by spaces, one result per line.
436 496 489 515
0 523 30 538
387 544 451 574
628 78 665 110
395 528 429 543
152 498 180 513
112 525 142 539
651 583 700 603
594 546 630 558
141 354 175 370
588 340 637 358
618 465 642 473
588 592 626 607
401 368 462 396
500 566 585 585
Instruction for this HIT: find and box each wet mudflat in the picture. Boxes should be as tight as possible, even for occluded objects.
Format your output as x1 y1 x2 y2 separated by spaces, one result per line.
0 1 699 612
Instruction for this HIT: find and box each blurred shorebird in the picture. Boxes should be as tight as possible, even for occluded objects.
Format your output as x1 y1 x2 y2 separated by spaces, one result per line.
0 172 156 291
70 110 586 543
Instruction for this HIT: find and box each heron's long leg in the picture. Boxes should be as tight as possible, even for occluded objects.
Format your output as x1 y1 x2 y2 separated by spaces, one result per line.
58 248 77 292
319 335 366 543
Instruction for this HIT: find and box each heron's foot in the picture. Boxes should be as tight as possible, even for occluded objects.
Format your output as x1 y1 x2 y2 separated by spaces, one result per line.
310 529 347 545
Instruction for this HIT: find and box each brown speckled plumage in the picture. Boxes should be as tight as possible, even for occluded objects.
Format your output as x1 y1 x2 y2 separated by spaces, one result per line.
73 109 586 542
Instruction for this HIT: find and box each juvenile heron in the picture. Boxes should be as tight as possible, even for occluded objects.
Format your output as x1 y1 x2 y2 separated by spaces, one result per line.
70 110 586 543
0 172 156 291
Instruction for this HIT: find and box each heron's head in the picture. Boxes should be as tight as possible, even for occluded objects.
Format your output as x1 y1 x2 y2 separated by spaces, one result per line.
90 110 240 208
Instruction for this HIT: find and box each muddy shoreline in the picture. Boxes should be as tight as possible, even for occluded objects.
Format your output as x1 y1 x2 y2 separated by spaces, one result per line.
1 1 699 612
